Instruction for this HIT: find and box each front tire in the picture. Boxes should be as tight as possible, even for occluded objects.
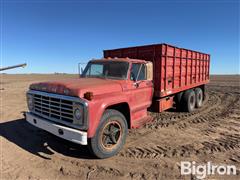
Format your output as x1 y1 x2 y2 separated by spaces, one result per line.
88 109 127 159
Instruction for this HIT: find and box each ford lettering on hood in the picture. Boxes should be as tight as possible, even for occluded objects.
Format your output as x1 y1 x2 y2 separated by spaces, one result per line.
30 78 123 97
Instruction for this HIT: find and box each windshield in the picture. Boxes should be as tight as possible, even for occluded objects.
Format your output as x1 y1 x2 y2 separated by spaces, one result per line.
82 61 129 80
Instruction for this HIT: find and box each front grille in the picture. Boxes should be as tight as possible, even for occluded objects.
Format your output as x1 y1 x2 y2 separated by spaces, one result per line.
33 94 74 123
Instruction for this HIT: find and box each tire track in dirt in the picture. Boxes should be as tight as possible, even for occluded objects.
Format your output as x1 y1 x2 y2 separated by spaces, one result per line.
146 91 237 130
229 153 240 164
125 91 220 145
119 133 240 159
126 91 221 145
175 92 239 130
120 91 240 160
147 90 239 131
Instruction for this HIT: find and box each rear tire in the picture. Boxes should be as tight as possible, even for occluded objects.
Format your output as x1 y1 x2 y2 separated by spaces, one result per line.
195 88 203 108
175 92 183 111
88 109 127 159
182 90 196 113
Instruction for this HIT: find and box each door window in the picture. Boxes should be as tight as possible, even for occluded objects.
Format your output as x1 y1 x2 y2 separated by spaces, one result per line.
130 63 146 81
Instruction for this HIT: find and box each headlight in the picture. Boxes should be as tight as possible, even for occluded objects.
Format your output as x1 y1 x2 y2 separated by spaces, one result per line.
74 108 82 120
73 104 83 125
27 94 34 110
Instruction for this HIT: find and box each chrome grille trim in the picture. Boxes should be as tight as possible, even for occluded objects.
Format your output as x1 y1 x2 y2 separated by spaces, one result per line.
27 90 88 130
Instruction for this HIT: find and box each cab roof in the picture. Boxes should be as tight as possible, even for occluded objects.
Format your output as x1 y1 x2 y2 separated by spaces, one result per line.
90 57 147 64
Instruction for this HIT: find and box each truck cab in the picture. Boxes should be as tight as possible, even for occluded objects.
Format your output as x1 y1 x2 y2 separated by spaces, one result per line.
26 58 153 158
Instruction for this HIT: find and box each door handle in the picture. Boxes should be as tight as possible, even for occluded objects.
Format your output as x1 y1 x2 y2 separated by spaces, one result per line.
133 82 139 88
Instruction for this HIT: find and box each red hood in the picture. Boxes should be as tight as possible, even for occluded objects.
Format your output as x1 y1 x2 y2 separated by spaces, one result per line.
29 78 123 97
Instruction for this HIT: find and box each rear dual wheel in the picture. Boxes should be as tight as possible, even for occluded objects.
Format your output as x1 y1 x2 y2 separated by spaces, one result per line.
181 88 203 112
195 88 203 108
88 109 127 159
182 90 196 113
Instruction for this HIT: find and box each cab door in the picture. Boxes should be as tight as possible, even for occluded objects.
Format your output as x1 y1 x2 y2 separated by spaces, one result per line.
128 63 153 115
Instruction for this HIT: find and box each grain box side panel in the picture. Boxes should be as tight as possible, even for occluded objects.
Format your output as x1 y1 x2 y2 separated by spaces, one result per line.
158 45 210 98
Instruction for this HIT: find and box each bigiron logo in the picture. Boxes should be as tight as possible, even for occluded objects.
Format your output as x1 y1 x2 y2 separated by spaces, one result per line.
180 161 237 179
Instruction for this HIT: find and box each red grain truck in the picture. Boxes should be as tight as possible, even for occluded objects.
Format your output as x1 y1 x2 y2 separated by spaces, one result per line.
25 43 210 158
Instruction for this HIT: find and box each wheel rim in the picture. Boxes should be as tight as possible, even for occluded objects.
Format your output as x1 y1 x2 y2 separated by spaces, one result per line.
100 121 122 150
198 92 203 105
189 93 196 110
190 95 195 105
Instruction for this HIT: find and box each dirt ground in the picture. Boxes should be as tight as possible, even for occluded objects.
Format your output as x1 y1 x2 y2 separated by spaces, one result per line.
0 74 239 180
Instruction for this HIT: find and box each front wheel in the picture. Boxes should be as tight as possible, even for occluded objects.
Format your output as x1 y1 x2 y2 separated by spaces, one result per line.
88 109 127 159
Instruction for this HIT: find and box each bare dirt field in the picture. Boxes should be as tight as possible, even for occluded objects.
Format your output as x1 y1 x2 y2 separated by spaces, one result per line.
0 74 239 180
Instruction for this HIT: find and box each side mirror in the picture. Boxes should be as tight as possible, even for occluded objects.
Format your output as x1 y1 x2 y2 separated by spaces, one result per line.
146 62 153 81
78 62 88 78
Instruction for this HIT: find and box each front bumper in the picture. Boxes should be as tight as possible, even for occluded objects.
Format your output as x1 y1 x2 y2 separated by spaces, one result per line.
26 112 88 145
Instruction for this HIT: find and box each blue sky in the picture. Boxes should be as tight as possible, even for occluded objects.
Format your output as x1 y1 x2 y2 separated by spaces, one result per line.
1 0 239 74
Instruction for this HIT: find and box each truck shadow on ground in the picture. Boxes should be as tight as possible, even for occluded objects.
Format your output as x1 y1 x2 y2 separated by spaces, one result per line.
0 118 95 160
